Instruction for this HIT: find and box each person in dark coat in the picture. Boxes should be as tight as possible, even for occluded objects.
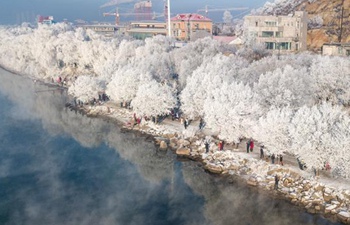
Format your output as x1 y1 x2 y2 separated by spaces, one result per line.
279 154 284 166
199 118 204 130
184 118 188 129
246 139 251 153
260 145 264 159
271 154 276 164
220 141 224 151
274 175 279 190
205 141 210 153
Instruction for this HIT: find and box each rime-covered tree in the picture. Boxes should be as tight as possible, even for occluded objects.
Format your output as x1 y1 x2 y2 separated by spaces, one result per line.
309 56 350 105
253 106 294 154
131 80 177 118
68 75 105 103
204 82 261 143
106 68 148 103
289 103 350 173
180 54 248 119
254 65 314 110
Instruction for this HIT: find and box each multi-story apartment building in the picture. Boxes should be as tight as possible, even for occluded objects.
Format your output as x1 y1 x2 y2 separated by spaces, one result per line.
170 13 212 41
127 21 167 40
80 24 117 37
244 11 308 52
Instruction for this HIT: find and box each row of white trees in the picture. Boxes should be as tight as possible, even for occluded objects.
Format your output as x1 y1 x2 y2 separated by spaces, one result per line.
0 23 349 178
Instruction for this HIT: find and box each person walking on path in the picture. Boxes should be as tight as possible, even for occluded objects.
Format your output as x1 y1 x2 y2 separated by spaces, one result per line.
218 141 223 151
260 145 264 159
246 139 251 153
199 118 205 130
274 175 279 190
279 154 284 166
184 118 188 129
250 140 254 152
205 141 210 153
271 154 276 164
220 141 224 151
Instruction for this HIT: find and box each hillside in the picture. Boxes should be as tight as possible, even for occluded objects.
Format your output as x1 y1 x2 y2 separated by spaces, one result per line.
257 0 350 51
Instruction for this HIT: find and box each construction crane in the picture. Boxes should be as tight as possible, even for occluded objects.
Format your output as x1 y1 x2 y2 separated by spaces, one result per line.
103 8 120 25
197 5 249 17
103 7 166 25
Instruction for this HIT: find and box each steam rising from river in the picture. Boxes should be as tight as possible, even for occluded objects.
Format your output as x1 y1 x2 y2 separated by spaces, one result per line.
0 68 340 225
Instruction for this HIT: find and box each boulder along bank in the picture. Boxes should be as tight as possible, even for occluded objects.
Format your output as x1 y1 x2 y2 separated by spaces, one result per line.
75 102 350 225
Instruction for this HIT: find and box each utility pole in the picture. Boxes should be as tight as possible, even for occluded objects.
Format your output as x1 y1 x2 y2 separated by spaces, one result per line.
338 0 345 43
167 0 171 37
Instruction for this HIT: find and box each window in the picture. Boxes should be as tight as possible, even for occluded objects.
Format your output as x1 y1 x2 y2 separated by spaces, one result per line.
255 21 258 26
338 47 343 55
265 21 277 26
262 31 274 37
250 32 258 37
265 42 274 49
279 42 291 50
275 31 283 37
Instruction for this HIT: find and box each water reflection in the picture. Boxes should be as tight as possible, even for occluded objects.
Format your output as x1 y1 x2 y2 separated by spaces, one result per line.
0 68 342 225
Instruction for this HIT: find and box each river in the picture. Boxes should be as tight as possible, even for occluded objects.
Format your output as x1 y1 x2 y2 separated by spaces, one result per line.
0 68 342 225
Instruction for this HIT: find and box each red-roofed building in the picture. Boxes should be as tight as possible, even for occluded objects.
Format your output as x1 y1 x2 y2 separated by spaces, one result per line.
170 13 212 41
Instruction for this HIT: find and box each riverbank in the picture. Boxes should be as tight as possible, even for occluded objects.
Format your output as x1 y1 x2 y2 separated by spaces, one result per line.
75 101 350 225
2 65 350 224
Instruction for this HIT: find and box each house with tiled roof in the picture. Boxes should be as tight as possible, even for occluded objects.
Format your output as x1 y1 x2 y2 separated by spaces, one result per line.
170 13 212 41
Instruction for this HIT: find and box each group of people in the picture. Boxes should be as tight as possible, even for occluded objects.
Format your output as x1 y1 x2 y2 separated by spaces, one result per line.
180 117 205 131
246 139 254 153
271 154 283 166
202 139 224 153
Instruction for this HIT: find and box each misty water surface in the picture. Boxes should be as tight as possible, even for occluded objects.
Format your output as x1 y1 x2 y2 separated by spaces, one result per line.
0 68 342 225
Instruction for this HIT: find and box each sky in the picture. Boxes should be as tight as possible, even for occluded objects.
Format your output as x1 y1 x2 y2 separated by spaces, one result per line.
0 0 268 25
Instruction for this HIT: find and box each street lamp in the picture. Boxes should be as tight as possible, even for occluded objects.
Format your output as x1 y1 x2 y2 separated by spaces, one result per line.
167 0 171 37
275 41 280 60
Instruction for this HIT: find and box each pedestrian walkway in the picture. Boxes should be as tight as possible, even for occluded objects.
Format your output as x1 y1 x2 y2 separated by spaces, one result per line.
103 103 350 191
158 115 350 191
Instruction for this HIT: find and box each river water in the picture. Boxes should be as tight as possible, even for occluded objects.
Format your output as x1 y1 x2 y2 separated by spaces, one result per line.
0 68 342 225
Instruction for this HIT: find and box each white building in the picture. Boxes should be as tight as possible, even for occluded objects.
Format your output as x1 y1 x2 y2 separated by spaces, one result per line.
244 11 308 52
80 24 117 37
322 43 350 56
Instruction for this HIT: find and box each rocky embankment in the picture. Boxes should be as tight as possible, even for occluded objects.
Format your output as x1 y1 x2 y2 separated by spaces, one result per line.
72 102 350 224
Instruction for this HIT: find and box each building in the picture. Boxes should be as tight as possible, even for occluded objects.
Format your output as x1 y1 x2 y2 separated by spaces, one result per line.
80 24 117 37
134 1 152 21
244 11 308 52
322 43 350 56
170 13 213 41
126 21 167 40
37 15 55 25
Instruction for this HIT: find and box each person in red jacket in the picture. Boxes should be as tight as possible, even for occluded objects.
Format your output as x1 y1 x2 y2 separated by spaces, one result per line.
218 141 223 151
250 140 254 152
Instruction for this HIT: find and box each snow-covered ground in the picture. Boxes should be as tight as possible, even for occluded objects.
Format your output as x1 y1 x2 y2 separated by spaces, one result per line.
1 23 350 223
